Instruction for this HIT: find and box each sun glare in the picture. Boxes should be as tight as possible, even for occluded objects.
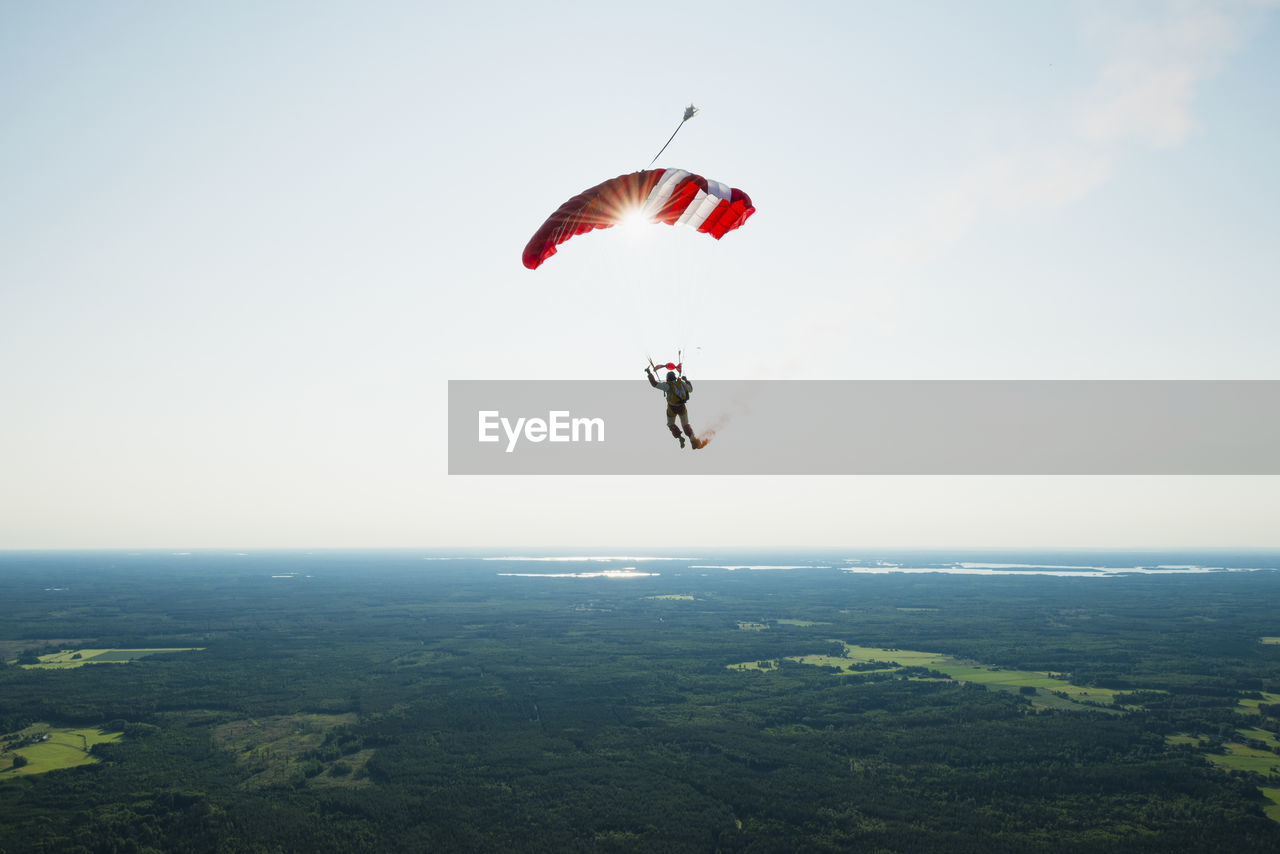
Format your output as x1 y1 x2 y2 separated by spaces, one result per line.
617 206 650 233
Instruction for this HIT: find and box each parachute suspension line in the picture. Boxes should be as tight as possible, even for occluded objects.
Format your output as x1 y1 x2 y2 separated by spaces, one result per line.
647 104 699 167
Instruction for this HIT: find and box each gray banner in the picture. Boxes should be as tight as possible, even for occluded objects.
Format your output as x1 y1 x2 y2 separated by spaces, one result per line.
448 381 1280 475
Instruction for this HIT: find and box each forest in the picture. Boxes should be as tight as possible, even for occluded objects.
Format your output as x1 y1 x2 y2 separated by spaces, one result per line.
2 549 1279 853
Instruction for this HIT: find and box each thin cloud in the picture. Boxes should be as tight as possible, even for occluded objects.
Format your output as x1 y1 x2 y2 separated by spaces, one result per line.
865 0 1273 268
770 1 1275 374
1076 1 1256 147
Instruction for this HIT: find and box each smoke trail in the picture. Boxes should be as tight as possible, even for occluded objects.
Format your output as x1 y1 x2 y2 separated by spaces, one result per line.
692 412 731 449
692 389 755 450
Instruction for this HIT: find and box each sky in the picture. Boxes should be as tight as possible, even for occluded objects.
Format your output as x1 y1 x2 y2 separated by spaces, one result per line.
1 0 1278 550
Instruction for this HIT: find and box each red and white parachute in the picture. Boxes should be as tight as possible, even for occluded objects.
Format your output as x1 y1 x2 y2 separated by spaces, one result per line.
522 169 755 270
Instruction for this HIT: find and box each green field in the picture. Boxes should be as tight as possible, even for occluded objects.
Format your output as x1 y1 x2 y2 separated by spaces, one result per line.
775 619 829 627
1167 732 1280 823
1264 789 1280 823
21 647 203 669
1261 637 1280 645
937 663 1121 706
730 643 1124 711
0 725 121 777
646 594 694 600
1238 727 1280 750
1237 691 1280 715
1205 743 1280 776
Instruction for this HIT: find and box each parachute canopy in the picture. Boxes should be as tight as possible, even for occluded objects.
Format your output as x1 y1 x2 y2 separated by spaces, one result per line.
523 169 754 270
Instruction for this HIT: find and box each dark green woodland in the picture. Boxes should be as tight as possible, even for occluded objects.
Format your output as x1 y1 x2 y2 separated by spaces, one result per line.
2 550 1279 853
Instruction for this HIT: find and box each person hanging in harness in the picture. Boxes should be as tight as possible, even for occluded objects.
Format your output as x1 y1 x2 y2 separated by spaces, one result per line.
645 365 701 449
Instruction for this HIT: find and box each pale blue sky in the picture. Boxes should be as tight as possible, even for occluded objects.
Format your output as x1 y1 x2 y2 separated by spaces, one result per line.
2 1 1277 548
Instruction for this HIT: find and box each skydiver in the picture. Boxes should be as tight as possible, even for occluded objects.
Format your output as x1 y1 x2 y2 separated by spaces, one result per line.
645 367 700 449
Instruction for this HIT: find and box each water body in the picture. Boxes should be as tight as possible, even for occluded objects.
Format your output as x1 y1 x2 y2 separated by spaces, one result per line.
2 548 1277 583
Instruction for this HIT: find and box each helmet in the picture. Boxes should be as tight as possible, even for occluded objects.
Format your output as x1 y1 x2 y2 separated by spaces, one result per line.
666 371 677 381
